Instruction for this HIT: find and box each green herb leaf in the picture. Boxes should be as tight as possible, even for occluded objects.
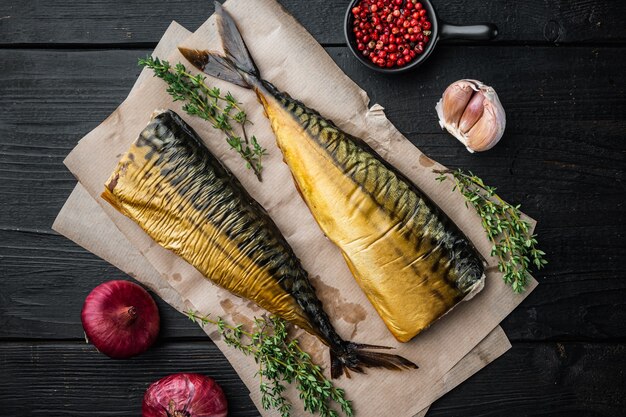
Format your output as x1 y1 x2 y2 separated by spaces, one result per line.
186 310 353 417
139 56 267 181
434 168 546 292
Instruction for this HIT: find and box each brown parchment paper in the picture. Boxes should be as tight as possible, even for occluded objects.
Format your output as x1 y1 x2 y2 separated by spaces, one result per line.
54 184 510 417
53 21 512 417
59 1 537 415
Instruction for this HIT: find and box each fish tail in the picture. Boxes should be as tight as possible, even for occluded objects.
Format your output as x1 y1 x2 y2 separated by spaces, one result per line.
330 342 418 379
178 1 260 89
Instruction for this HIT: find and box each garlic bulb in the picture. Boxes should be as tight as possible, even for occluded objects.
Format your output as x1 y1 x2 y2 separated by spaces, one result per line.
435 79 506 153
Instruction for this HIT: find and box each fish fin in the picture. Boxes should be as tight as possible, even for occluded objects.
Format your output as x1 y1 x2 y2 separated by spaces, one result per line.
352 348 418 371
178 2 260 89
330 350 344 379
331 342 418 379
213 1 258 76
351 342 394 350
177 48 251 89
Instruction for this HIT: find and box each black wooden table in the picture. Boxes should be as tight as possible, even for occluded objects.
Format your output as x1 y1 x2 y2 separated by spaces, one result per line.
1 1 625 416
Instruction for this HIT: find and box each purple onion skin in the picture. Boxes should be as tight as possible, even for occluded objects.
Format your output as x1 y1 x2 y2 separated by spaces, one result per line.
81 280 160 359
142 373 228 417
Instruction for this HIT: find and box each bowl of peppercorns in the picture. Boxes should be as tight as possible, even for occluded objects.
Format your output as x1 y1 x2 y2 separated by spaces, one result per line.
345 0 498 73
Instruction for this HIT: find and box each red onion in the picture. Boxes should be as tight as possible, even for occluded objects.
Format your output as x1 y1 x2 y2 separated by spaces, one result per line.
81 280 160 358
142 373 228 417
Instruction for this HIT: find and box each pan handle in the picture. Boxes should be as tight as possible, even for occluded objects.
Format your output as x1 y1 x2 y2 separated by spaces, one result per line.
439 22 498 41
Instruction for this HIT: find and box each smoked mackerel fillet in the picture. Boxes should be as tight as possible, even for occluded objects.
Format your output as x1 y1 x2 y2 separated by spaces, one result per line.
179 2 486 343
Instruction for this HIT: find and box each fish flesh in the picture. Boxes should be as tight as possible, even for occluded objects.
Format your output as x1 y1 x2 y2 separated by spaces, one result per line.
102 109 416 378
179 2 485 343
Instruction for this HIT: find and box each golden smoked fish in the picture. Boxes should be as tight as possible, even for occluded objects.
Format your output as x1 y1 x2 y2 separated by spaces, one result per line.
102 109 416 378
179 3 485 343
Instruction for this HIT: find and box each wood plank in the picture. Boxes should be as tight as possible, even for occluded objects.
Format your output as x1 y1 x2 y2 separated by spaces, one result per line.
2 47 624 139
429 342 626 417
0 0 625 46
2 231 624 341
0 341 259 416
0 341 624 416
0 230 206 340
1 46 624 340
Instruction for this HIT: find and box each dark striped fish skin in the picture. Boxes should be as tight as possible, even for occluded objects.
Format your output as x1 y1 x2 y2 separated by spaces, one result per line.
177 1 484 344
270 86 484 295
105 110 337 342
103 110 416 378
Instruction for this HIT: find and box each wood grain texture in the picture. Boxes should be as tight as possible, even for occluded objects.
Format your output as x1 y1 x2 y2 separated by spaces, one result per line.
0 230 206 340
1 0 625 46
2 231 625 341
1 341 624 416
0 341 259 416
1 1 625 413
1 46 624 341
428 342 626 417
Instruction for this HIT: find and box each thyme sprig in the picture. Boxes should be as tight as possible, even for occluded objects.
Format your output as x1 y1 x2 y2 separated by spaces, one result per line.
139 56 267 181
435 169 547 292
186 311 353 417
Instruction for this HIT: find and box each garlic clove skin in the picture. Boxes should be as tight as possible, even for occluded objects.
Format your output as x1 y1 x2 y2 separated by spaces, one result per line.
466 91 506 152
459 91 485 133
436 79 506 153
436 80 476 128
